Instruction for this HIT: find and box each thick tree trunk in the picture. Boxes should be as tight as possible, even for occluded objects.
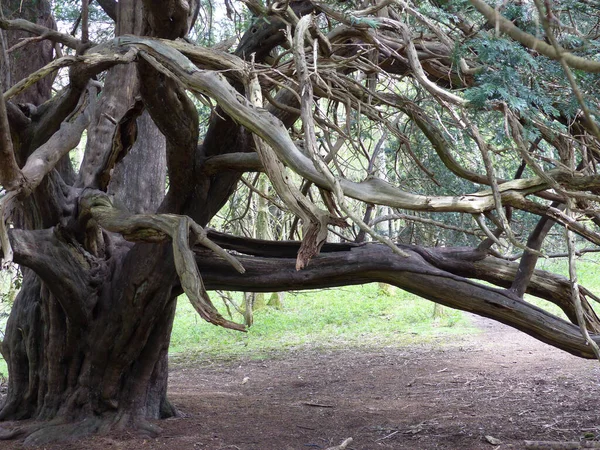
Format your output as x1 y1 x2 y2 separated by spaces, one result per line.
0 0 296 443
0 1 179 444
0 244 178 444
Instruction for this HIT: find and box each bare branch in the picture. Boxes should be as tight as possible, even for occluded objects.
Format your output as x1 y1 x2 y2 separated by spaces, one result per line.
119 36 560 214
565 199 600 360
202 153 264 174
3 47 136 102
0 17 86 50
294 15 407 258
15 84 98 198
246 57 336 269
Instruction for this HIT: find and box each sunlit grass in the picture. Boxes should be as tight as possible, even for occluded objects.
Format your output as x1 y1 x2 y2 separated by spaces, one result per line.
169 283 471 364
527 256 600 319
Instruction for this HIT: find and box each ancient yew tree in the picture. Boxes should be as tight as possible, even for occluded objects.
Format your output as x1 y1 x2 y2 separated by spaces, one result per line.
1 0 600 444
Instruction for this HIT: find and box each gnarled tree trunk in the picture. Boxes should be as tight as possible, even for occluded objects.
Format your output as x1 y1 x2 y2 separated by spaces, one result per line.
0 1 181 444
0 0 298 444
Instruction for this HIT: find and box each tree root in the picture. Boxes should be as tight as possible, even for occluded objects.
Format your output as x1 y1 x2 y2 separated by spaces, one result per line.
0 413 162 446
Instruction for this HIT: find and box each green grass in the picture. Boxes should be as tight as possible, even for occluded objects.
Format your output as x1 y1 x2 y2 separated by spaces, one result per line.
169 283 471 363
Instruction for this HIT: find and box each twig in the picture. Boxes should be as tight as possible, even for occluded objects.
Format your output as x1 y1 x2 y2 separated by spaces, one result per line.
302 402 334 408
324 438 353 450
470 118 535 253
376 430 399 441
473 213 504 247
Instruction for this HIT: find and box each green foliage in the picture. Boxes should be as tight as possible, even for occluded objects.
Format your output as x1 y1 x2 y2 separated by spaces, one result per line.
465 37 560 117
52 0 111 26
462 0 600 122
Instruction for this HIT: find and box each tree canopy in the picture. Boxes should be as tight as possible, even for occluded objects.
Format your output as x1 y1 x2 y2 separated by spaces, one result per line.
1 0 600 444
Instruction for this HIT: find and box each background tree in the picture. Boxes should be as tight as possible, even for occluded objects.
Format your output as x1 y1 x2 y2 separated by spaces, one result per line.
1 0 600 445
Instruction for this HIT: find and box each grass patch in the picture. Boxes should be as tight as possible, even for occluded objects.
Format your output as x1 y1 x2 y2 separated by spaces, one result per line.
169 283 472 363
0 283 471 378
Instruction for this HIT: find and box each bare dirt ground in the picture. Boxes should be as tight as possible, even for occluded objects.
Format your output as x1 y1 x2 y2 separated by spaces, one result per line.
2 315 600 449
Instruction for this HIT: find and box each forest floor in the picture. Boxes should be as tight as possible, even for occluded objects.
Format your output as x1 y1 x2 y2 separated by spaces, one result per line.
2 315 600 449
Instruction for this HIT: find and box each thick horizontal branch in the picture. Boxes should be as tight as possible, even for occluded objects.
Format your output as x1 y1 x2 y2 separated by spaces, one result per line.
202 153 264 175
196 242 600 359
414 246 600 333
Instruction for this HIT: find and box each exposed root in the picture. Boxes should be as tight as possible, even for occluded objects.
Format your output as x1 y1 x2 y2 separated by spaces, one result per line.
0 413 162 446
0 424 26 440
24 418 101 446
111 412 161 437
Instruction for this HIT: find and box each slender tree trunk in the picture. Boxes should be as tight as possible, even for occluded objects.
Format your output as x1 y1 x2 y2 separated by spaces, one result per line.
268 292 284 309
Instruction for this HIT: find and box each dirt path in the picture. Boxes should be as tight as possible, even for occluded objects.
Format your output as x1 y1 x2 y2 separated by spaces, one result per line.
2 316 600 449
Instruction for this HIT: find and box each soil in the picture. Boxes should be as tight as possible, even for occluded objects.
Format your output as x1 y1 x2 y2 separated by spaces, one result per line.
2 314 600 449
